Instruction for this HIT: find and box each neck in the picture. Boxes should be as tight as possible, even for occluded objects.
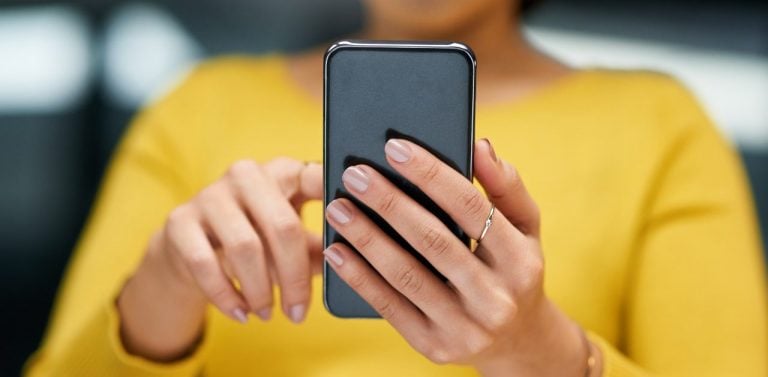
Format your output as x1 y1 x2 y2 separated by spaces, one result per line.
358 6 549 81
287 8 571 105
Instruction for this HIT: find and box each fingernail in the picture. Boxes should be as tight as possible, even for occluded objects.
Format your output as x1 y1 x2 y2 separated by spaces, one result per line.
232 308 249 324
482 138 497 162
385 139 412 163
326 200 352 224
289 304 306 324
323 246 344 267
256 307 272 321
342 166 369 193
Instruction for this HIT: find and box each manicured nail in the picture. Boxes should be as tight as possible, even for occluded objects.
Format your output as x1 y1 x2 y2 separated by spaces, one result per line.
326 200 352 224
232 308 249 324
482 138 497 162
289 304 306 324
385 139 412 163
256 307 272 321
323 246 344 267
342 166 370 193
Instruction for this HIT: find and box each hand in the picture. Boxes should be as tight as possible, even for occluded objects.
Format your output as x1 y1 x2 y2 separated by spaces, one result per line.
118 158 322 361
323 138 599 376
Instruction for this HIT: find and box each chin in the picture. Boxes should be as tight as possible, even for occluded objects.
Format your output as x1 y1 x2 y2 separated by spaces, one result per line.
363 0 508 39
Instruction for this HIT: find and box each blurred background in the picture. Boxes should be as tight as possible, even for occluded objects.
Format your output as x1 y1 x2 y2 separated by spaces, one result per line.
0 0 766 375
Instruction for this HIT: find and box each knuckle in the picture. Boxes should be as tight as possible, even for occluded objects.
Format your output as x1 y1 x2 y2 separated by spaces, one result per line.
458 187 486 220
226 235 261 260
377 191 400 216
186 253 211 275
283 275 312 294
208 283 232 303
369 294 397 320
278 156 303 171
394 264 423 296
167 205 192 226
354 229 377 251
465 330 493 355
197 182 227 203
227 159 260 178
419 159 442 184
418 224 450 258
347 271 370 291
426 346 452 365
520 257 545 291
269 156 293 167
487 292 517 330
410 336 433 357
272 216 303 239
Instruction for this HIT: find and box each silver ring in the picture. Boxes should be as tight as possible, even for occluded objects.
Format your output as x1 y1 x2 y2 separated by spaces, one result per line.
477 204 495 244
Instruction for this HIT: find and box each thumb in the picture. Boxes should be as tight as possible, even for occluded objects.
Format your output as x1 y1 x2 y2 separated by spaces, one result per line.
306 231 324 275
474 138 540 237
298 161 323 201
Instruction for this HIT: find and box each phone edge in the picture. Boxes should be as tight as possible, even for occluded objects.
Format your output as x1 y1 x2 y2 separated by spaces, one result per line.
322 40 478 319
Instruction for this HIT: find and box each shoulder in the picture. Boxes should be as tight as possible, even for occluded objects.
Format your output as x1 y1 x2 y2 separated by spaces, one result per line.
580 68 709 123
135 53 299 134
157 54 287 105
569 68 719 142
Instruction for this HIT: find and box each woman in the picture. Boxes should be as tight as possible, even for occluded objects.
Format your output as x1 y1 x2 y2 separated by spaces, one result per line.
26 0 767 376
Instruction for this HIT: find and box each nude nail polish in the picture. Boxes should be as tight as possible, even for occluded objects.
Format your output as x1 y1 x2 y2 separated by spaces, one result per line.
385 139 412 163
327 200 352 224
323 246 344 267
342 166 370 193
232 308 249 324
256 307 272 321
289 304 306 324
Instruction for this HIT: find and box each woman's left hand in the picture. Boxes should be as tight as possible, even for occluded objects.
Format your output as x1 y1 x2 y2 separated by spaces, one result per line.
324 138 597 377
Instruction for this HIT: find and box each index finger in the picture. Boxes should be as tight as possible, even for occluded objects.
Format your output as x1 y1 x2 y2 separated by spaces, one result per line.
263 158 323 205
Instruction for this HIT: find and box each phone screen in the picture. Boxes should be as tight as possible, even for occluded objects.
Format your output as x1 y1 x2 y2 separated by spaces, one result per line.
323 41 476 318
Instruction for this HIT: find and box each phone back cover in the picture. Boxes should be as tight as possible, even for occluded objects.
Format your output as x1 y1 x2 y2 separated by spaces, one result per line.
323 41 475 318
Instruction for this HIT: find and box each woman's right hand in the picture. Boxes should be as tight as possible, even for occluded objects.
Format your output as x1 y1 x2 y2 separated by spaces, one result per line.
117 158 323 361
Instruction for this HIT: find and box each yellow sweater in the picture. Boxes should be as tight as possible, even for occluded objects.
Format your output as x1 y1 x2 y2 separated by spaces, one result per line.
26 54 767 376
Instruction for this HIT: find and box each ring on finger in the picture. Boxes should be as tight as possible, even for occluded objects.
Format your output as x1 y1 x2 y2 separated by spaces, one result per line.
474 204 495 248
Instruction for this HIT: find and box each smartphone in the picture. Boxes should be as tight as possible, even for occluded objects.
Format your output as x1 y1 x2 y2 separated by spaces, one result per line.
323 40 476 318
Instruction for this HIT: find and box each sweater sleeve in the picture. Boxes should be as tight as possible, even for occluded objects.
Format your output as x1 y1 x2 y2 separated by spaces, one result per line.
593 79 768 376
24 65 213 376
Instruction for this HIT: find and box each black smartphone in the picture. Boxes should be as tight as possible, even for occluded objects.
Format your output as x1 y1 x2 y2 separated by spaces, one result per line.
323 40 476 318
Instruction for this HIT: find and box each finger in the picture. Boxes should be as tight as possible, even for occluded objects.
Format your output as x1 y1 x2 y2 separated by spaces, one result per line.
337 166 510 323
325 198 465 322
474 138 540 237
340 164 494 286
299 161 323 200
306 231 324 275
383 138 527 265
228 160 311 323
262 157 304 198
322 242 433 348
197 183 273 320
263 158 323 206
165 205 250 324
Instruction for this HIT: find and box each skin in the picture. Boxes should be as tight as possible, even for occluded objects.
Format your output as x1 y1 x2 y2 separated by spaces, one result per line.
117 0 603 375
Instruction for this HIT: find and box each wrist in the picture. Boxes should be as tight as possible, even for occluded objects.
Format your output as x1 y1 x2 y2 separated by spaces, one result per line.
475 298 586 377
117 233 208 361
